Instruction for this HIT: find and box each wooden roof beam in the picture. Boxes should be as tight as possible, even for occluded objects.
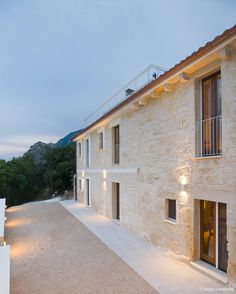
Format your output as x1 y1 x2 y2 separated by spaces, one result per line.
163 83 174 92
179 72 190 83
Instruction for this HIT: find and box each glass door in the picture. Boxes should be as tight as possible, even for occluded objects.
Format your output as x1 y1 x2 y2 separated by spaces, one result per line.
200 200 216 265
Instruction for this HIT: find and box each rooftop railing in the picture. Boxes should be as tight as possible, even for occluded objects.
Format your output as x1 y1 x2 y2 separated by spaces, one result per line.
84 64 166 125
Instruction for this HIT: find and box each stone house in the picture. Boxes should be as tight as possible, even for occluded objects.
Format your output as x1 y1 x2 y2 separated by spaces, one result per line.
73 25 236 286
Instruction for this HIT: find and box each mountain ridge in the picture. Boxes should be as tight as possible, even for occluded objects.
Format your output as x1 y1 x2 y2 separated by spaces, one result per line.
24 129 82 165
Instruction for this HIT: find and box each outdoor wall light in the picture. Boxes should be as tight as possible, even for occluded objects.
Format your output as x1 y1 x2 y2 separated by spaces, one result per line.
103 170 107 179
82 171 84 177
179 175 188 186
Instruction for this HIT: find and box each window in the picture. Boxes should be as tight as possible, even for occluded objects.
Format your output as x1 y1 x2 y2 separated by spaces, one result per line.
85 138 90 167
98 132 104 150
78 179 82 191
78 142 82 157
195 71 222 157
85 178 90 207
112 126 120 164
166 199 176 221
112 182 120 221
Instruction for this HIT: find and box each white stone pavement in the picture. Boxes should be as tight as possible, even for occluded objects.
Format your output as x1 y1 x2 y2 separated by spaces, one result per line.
60 200 229 294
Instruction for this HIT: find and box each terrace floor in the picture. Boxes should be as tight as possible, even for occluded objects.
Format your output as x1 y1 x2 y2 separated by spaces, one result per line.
5 199 227 294
5 201 157 294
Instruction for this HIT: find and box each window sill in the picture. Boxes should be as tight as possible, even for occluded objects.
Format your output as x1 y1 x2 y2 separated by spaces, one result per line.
164 219 176 225
192 155 222 160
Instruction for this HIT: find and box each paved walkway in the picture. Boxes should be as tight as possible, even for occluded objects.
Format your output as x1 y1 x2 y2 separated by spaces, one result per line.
61 200 227 294
5 201 157 294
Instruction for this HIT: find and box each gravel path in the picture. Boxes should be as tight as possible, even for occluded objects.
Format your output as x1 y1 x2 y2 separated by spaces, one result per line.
5 201 157 294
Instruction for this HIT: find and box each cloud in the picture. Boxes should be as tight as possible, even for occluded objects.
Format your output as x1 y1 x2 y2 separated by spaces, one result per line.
0 135 60 160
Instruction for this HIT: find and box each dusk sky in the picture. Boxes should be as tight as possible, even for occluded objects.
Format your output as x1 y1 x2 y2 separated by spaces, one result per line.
0 0 236 160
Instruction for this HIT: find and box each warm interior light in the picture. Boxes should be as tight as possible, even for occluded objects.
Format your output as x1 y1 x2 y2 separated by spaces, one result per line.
4 217 7 221
179 175 188 185
3 241 6 246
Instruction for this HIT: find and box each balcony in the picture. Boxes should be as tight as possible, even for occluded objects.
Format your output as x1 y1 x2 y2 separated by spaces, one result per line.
195 115 222 157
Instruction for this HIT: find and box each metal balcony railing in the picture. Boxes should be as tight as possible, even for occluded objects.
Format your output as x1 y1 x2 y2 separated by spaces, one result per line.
195 115 222 157
84 64 166 124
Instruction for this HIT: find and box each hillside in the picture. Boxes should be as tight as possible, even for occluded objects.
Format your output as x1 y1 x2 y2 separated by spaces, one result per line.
24 129 82 165
0 129 83 206
55 130 83 147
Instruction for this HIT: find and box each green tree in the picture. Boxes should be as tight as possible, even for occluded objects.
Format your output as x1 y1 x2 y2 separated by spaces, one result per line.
0 144 76 207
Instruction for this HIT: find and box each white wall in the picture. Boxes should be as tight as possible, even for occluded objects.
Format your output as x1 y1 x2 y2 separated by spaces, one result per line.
0 199 6 240
0 199 10 294
0 245 10 294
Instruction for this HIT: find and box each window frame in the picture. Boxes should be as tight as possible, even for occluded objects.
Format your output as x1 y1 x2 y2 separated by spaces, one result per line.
98 131 104 150
165 199 177 223
78 142 82 157
195 70 222 158
84 136 91 167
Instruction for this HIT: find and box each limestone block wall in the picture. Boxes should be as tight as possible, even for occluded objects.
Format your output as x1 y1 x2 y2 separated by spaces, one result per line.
76 54 236 284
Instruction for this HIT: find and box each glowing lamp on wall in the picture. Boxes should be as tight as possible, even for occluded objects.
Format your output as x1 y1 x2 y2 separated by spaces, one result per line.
179 175 188 186
103 170 107 179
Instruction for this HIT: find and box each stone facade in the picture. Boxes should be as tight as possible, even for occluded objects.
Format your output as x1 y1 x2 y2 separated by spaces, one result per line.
75 38 236 285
